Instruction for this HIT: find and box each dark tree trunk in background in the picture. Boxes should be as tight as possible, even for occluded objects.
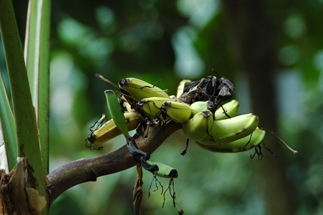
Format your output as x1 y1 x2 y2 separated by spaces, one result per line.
221 1 296 214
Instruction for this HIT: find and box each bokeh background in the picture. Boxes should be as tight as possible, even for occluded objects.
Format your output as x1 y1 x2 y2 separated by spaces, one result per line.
1 0 323 214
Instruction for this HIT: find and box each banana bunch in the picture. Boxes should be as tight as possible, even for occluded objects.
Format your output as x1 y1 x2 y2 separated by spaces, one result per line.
87 75 267 154
182 101 264 152
87 74 297 215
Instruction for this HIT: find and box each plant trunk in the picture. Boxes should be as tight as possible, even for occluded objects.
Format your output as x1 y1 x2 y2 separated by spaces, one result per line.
0 159 47 215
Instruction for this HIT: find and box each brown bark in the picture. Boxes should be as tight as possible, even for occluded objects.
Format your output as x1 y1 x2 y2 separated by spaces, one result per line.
221 1 296 214
47 121 181 205
0 159 47 215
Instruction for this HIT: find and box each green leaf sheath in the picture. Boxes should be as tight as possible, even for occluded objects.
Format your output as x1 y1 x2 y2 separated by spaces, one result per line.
104 90 130 138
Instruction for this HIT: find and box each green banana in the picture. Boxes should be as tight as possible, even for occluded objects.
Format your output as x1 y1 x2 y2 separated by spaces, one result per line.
136 97 195 124
119 78 169 102
160 101 193 123
136 97 173 118
182 110 214 142
215 100 239 119
105 90 131 138
201 113 259 145
196 127 265 152
189 101 208 112
182 99 241 143
190 99 240 119
87 111 141 148
146 161 178 178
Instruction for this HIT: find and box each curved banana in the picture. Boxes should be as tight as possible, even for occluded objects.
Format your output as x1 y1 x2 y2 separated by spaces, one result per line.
119 78 169 101
160 101 193 123
182 110 214 142
190 99 240 119
136 97 173 118
136 97 194 123
201 113 259 145
189 101 207 112
86 111 140 148
196 127 265 152
214 100 240 119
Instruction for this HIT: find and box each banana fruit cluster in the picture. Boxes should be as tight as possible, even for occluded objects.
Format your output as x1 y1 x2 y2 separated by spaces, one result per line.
86 75 297 215
87 75 266 154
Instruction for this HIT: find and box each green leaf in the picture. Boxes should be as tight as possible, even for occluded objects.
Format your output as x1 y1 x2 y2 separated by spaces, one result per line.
25 0 51 174
0 73 17 170
0 0 46 200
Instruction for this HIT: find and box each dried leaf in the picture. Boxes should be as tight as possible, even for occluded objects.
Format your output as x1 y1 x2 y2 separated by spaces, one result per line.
133 165 143 215
26 188 47 215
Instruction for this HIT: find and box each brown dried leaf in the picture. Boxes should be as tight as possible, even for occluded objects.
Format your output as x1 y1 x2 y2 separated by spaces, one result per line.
133 165 143 215
26 188 47 215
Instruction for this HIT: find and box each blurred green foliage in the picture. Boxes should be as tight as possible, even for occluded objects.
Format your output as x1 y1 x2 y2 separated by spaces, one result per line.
1 0 323 214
